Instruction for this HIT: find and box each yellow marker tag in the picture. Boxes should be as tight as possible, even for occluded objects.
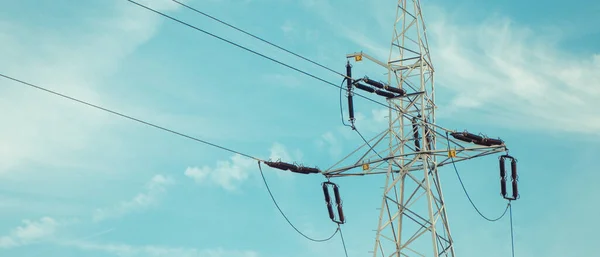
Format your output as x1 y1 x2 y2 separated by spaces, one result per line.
448 149 457 158
362 163 370 170
355 55 363 62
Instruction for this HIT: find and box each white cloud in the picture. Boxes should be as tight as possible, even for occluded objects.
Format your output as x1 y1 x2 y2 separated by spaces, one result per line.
0 1 184 173
313 1 600 134
92 175 175 222
0 217 60 248
185 154 255 191
66 241 259 257
186 143 301 190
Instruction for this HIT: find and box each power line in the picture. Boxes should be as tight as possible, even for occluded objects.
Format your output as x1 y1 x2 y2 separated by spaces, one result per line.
170 0 346 79
124 0 449 133
0 73 261 161
257 162 339 242
445 132 510 222
510 203 515 257
338 225 349 257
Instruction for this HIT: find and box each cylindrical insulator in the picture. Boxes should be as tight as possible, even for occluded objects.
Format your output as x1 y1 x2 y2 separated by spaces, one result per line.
501 178 507 197
322 183 330 203
375 89 396 98
512 180 518 199
487 138 504 145
499 157 506 178
327 204 335 220
363 77 385 89
450 132 475 143
464 133 483 142
346 62 355 124
279 162 297 171
384 85 406 95
337 205 345 223
511 159 517 180
355 83 375 93
333 185 341 205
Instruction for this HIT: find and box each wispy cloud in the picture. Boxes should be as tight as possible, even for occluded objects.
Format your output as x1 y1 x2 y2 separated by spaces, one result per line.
185 142 300 190
0 217 60 248
310 2 600 134
92 175 175 222
65 241 259 257
0 1 184 173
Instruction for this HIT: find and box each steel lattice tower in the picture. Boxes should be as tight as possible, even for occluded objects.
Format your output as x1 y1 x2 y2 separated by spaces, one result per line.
322 1 511 256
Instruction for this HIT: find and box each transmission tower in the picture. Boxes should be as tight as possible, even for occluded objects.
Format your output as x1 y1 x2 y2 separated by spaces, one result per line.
320 1 517 256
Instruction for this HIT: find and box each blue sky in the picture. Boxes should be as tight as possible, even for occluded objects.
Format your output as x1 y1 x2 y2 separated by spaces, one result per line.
0 0 599 256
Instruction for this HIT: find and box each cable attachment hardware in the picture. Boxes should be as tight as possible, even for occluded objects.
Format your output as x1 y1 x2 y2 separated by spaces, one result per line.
499 155 519 200
322 181 345 224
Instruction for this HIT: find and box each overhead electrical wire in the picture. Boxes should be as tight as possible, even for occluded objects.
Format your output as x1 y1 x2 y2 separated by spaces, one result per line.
124 0 449 133
0 71 340 244
445 132 509 222
257 162 339 242
0 73 261 162
170 0 346 79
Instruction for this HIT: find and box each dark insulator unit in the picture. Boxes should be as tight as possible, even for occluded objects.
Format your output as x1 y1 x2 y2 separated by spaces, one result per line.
322 183 335 219
375 89 396 98
463 132 484 142
499 155 519 201
355 83 376 93
487 138 504 145
501 177 507 197
294 166 320 174
384 85 406 96
346 62 355 125
450 132 476 143
363 76 385 89
322 182 346 224
265 161 297 171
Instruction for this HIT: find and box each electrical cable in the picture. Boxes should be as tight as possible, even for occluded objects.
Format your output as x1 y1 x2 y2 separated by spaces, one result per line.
338 225 349 257
258 162 339 242
445 132 510 222
124 0 449 133
171 0 346 79
0 73 261 162
338 78 353 128
510 203 515 257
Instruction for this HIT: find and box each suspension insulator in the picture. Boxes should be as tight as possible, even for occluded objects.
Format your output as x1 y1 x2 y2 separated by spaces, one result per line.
337 204 345 223
333 185 341 205
512 180 519 199
322 183 335 219
463 132 484 142
346 62 355 125
383 85 406 96
450 132 476 143
265 161 297 171
295 166 320 174
501 177 507 197
322 181 345 224
500 155 518 200
487 138 504 145
510 158 517 180
375 89 396 98
474 137 504 146
363 77 385 89
355 83 375 93
322 183 330 203
412 118 421 151
499 157 506 178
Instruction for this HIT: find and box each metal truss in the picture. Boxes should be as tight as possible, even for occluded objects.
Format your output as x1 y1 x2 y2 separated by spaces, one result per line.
322 1 509 256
